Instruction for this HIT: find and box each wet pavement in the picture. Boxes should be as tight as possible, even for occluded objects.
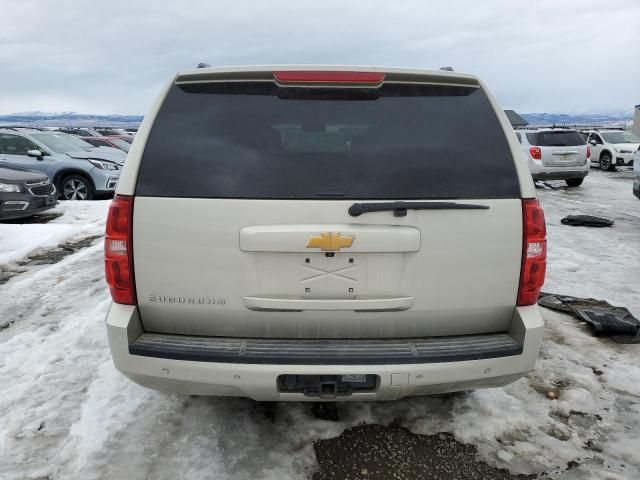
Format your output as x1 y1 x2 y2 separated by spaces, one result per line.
313 424 536 480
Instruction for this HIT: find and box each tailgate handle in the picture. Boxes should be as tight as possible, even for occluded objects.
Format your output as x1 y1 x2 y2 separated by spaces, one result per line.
552 150 579 155
243 296 414 312
348 201 489 217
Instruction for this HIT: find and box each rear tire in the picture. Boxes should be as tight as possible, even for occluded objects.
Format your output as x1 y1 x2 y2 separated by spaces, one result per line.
565 178 584 187
599 152 614 171
59 174 95 200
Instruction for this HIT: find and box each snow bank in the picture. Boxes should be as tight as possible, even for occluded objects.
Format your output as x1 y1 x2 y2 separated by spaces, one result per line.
0 224 77 263
0 200 109 265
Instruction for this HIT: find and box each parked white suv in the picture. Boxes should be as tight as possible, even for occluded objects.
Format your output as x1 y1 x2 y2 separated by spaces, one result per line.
582 129 640 171
516 128 590 187
104 66 546 401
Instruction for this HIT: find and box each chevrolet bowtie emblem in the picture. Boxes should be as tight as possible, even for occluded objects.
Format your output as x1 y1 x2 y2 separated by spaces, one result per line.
306 232 354 251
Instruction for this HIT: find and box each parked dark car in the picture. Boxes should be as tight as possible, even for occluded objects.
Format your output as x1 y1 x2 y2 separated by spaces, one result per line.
0 165 57 220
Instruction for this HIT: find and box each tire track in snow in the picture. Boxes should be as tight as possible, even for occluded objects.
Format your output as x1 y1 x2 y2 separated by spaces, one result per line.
0 234 103 288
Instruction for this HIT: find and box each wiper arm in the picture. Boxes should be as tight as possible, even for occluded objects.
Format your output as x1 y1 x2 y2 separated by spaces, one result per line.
348 201 490 217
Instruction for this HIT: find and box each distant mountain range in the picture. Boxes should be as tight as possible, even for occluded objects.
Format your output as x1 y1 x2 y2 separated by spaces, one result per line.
0 110 634 128
520 111 634 126
0 111 143 127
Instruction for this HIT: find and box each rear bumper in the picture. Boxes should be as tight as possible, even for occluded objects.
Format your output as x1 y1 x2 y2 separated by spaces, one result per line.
105 304 544 401
527 156 589 177
531 170 588 181
614 153 634 166
91 169 120 194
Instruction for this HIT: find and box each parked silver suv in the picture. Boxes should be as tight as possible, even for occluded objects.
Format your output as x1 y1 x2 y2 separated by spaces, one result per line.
516 127 589 187
105 66 546 401
0 129 125 200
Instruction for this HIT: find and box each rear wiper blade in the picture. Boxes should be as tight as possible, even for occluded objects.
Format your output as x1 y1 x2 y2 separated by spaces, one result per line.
348 201 490 217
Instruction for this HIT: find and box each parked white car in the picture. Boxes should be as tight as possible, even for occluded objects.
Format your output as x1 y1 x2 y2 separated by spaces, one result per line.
581 129 640 171
516 128 589 187
104 65 546 401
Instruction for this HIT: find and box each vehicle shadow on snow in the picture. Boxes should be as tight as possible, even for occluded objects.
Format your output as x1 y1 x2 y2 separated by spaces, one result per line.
534 167 634 191
0 211 63 224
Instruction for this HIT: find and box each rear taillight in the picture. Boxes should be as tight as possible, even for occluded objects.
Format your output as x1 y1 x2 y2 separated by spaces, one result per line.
105 195 136 305
517 199 546 306
587 146 591 159
529 146 542 160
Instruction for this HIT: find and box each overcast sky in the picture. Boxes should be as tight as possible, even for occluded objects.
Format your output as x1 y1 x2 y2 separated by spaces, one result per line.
0 0 638 115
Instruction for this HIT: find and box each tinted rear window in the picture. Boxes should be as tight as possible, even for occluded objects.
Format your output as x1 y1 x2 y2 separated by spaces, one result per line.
525 131 586 147
137 82 519 199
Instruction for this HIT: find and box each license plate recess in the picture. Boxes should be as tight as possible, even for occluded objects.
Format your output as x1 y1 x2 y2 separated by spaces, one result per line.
277 374 378 398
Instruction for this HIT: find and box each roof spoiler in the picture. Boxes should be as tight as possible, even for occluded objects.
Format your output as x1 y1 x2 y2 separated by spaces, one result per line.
175 67 479 87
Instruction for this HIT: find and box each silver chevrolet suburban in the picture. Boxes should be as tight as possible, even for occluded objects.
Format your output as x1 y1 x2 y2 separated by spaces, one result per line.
104 66 546 401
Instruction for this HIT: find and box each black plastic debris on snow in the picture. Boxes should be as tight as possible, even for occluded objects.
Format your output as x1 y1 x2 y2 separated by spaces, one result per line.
560 215 614 227
313 424 536 480
538 293 640 343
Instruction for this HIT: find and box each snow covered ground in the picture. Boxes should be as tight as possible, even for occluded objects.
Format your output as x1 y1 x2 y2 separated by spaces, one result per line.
1 169 639 480
0 201 109 264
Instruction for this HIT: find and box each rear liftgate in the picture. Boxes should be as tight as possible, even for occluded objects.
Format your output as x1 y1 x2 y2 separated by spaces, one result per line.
130 69 529 397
